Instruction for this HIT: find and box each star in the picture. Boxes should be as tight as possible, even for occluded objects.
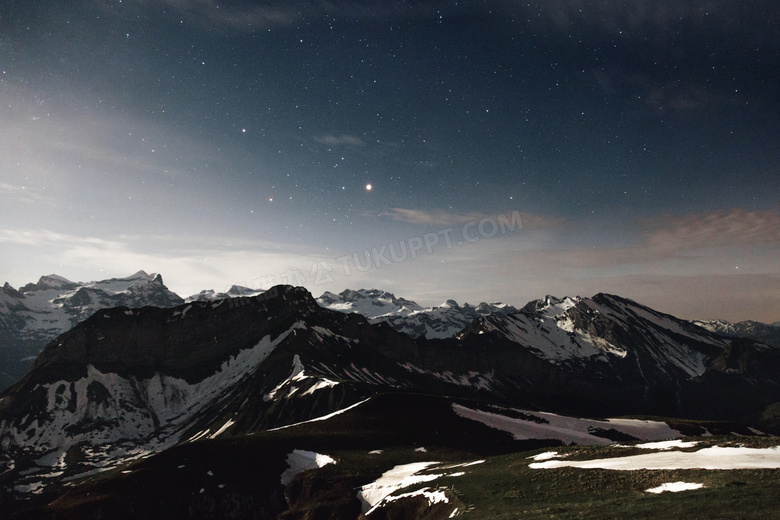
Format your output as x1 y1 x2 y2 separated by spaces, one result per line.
365 184 372 191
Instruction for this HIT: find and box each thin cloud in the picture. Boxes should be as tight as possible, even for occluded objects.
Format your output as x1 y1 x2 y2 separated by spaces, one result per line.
508 0 772 38
384 208 563 229
0 228 351 298
593 71 737 113
522 208 780 270
644 208 780 251
315 134 366 147
384 208 501 226
0 184 54 205
115 1 446 32
104 0 302 30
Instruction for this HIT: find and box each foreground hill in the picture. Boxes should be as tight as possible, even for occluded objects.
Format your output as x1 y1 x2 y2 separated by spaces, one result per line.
12 394 780 520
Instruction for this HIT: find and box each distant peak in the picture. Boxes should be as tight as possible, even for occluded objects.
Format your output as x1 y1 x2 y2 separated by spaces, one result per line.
21 274 78 292
40 274 74 284
520 294 580 317
1 282 24 298
338 288 397 301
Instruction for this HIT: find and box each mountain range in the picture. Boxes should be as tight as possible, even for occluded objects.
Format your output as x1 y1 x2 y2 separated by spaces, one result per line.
692 319 780 349
1 278 779 518
4 272 777 396
316 288 519 339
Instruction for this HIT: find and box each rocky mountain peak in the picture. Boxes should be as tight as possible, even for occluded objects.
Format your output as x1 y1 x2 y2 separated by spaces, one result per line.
0 271 190 390
19 274 79 294
1 282 24 299
520 294 579 317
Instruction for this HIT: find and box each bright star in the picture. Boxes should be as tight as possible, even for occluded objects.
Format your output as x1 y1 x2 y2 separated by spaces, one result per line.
365 184 372 191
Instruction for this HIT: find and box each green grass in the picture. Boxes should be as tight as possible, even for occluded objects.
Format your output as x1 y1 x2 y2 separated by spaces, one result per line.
394 438 780 519
8 393 780 519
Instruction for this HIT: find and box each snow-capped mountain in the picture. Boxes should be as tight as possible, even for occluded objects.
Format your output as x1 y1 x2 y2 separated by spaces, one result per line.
2 284 779 517
186 284 266 301
0 271 183 390
317 288 518 339
317 289 425 318
692 319 780 348
1 279 522 392
442 291 780 422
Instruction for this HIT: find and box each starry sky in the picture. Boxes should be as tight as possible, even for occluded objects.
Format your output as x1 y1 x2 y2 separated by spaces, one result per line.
1 0 779 322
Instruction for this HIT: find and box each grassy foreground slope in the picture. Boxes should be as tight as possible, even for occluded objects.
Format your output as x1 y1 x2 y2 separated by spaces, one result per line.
9 394 780 520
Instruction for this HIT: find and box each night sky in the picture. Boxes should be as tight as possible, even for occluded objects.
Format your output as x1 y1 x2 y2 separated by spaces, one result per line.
1 1 779 322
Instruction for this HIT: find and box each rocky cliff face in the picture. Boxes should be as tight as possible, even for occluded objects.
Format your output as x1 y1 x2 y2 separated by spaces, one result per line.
0 271 184 390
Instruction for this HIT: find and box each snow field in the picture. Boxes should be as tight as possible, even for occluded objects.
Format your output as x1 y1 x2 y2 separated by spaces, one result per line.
529 445 780 470
452 404 682 445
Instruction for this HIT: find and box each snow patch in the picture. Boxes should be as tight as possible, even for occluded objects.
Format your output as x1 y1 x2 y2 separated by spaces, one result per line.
209 419 235 439
645 481 704 494
358 462 442 514
280 449 336 485
378 487 450 509
267 398 372 431
635 439 699 450
264 354 340 402
528 451 565 461
358 459 478 515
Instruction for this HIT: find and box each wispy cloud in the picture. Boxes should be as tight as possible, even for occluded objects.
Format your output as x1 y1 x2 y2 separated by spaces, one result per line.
314 134 366 147
593 70 738 113
643 208 780 251
522 208 780 269
384 208 500 226
0 183 55 205
115 0 445 32
510 0 772 37
384 208 563 229
102 0 302 30
0 228 328 297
